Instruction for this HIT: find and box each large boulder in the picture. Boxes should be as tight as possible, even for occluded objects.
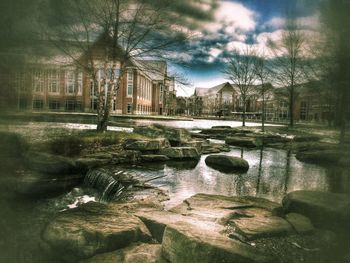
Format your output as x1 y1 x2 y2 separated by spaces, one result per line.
285 213 315 234
80 243 162 263
0 131 28 158
24 152 78 174
141 154 169 162
42 202 152 262
205 155 249 173
123 138 170 152
111 150 141 164
293 134 321 142
15 170 83 197
180 140 203 154
225 136 258 148
161 222 276 263
200 128 237 139
283 190 350 231
159 147 200 160
295 149 345 165
202 143 231 154
134 125 191 146
226 208 294 241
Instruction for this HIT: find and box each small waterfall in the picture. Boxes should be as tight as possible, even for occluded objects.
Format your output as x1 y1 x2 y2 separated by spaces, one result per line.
84 168 125 202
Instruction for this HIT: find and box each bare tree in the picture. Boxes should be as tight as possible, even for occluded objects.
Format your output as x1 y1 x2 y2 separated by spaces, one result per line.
223 46 258 126
318 0 350 143
254 51 272 132
47 0 191 132
268 17 306 127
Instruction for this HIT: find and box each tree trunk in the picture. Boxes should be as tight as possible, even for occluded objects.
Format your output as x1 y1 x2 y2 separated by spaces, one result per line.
289 86 294 127
242 99 246 127
262 91 265 132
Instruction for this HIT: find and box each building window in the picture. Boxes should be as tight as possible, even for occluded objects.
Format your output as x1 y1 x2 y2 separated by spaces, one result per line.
159 84 163 102
65 71 75 94
33 99 44 109
300 101 307 120
33 71 44 93
77 72 83 94
90 99 97 111
65 100 81 111
49 100 60 110
48 70 59 93
127 103 132 114
127 70 133 97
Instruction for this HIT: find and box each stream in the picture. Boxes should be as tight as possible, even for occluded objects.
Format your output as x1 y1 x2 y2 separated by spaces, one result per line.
0 120 349 262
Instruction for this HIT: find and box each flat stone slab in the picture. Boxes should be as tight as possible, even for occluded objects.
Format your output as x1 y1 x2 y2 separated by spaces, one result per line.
123 138 170 152
283 190 350 231
137 210 222 243
159 147 200 160
225 136 258 148
205 154 249 173
80 243 162 263
161 222 276 263
42 202 152 261
228 208 294 241
285 213 315 234
24 152 77 174
141 154 169 162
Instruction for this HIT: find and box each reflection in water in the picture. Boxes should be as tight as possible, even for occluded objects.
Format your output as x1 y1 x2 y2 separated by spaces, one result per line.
124 146 332 207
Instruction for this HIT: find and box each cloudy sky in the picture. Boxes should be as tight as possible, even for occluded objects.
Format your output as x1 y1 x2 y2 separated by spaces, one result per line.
173 0 321 96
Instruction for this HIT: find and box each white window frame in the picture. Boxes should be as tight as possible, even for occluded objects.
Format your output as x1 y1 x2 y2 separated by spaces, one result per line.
127 70 133 97
65 71 75 94
33 71 44 93
48 70 59 94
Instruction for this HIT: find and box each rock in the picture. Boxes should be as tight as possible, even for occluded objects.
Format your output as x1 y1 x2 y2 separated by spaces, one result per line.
123 139 170 152
285 213 315 234
0 131 28 158
80 243 162 263
24 152 77 174
75 157 111 172
15 170 84 197
205 155 249 173
290 141 336 153
283 190 350 231
137 210 199 243
111 150 141 164
200 128 237 139
225 136 258 148
295 150 344 165
180 140 203 153
211 125 232 129
293 135 321 142
42 202 152 262
161 222 275 263
159 147 200 160
190 133 210 139
227 208 294 241
261 134 291 145
134 125 191 146
169 194 254 222
202 143 231 154
141 154 169 162
133 125 164 138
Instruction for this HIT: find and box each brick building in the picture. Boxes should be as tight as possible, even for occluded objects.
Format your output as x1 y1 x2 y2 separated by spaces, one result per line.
0 39 173 115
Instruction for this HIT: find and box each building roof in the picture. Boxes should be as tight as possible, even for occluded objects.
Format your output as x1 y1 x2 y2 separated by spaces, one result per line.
133 60 167 81
194 82 234 97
